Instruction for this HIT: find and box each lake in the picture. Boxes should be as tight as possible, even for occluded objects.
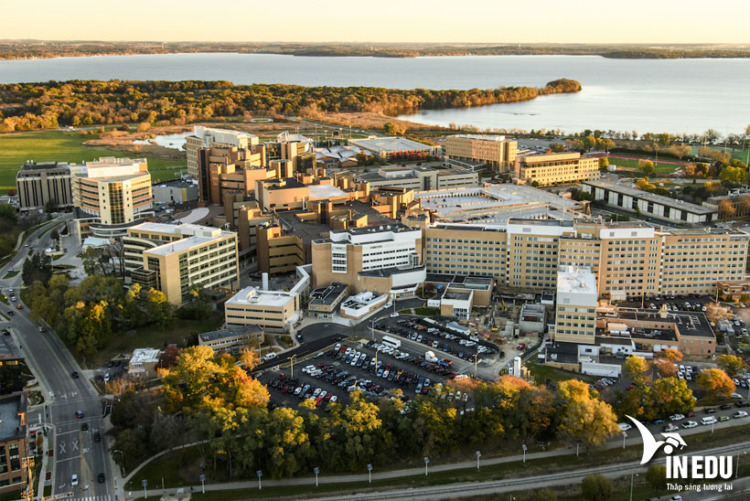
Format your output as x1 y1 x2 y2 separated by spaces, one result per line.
1 53 748 134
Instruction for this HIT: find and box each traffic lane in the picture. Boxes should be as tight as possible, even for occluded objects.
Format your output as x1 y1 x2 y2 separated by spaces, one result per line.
252 328 347 373
298 322 350 343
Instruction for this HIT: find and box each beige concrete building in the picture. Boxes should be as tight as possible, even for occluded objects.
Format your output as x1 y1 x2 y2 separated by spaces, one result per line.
225 287 300 332
514 152 600 186
256 224 306 275
0 393 28 494
16 161 73 213
73 157 153 225
311 223 426 298
126 222 240 305
355 165 479 191
423 219 749 299
197 145 269 205
445 134 517 173
553 266 598 344
186 125 261 179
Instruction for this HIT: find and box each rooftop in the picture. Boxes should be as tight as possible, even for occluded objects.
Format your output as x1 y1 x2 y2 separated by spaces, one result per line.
331 222 415 236
146 235 229 256
130 221 222 238
359 265 426 278
557 266 597 295
19 161 69 171
199 325 262 343
450 134 508 142
226 286 296 309
584 180 716 215
308 184 348 200
309 283 349 307
349 137 433 153
607 308 715 339
545 341 580 365
263 177 306 190
0 394 25 442
443 290 472 301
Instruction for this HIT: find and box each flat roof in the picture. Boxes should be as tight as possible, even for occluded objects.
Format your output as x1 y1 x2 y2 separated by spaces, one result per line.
308 184 348 200
131 348 160 363
263 177 305 190
226 286 296 308
20 161 69 171
359 265 425 278
0 395 24 442
199 325 262 343
146 235 227 255
450 134 508 142
443 290 471 301
309 283 349 306
609 308 714 339
584 180 716 215
557 266 597 295
349 137 433 153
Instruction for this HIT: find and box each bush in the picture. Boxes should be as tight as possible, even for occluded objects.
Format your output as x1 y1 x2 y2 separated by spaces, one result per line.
581 474 612 501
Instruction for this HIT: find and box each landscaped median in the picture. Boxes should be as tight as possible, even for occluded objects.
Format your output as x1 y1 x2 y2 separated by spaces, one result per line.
128 424 750 501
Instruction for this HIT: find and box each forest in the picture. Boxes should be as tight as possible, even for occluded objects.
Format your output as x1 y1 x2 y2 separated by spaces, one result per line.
0 79 581 132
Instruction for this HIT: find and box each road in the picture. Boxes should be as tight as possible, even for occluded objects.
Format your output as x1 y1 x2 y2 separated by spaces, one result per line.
0 215 114 501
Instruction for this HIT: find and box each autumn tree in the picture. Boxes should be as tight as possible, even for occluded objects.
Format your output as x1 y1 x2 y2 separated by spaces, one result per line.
383 122 405 136
650 377 696 418
717 354 745 377
556 380 619 448
696 368 736 400
705 303 732 324
623 355 649 382
598 157 609 172
638 159 655 177
635 178 655 192
718 199 737 219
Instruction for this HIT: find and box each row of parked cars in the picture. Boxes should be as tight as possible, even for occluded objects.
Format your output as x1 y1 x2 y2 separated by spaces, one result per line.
381 320 491 362
648 301 707 313
269 373 339 409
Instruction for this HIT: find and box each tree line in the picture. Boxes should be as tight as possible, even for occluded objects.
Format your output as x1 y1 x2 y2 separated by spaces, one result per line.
111 345 620 480
0 79 581 132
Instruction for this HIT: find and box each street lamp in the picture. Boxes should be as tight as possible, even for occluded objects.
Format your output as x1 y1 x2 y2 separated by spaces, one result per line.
256 470 262 490
623 431 628 449
522 444 527 463
142 479 148 500
576 440 581 457
424 457 430 476
199 474 205 494
313 467 320 487
367 464 373 483
375 348 381 371
475 451 481 470
736 451 747 478
629 471 638 501
290 355 297 380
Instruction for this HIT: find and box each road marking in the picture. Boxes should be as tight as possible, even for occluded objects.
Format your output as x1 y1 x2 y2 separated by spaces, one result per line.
72 440 78 451
55 456 82 463
59 442 66 454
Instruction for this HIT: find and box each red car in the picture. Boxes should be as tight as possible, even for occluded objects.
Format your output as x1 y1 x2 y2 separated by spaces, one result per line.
16 305 23 310
687 411 697 418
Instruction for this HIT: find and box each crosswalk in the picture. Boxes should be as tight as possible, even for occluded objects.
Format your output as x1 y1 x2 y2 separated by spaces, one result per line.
67 496 111 501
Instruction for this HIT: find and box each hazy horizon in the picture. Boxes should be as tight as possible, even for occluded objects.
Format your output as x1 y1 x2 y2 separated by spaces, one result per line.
4 0 750 44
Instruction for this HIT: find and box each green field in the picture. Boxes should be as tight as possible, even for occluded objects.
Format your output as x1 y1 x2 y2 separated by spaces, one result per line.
0 130 185 192
608 156 681 174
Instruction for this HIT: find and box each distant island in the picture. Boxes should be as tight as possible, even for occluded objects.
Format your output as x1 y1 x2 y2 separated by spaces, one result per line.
0 79 581 132
2 41 750 60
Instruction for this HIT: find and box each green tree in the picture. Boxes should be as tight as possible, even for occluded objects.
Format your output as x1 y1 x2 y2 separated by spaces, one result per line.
146 288 175 327
581 474 612 501
646 464 667 491
650 377 695 418
0 204 17 223
717 354 745 377
22 252 52 286
535 488 558 501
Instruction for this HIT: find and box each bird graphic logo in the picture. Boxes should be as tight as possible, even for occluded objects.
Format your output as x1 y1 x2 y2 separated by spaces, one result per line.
626 415 687 464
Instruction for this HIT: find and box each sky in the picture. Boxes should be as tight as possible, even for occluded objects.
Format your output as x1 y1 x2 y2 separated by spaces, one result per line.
4 0 750 44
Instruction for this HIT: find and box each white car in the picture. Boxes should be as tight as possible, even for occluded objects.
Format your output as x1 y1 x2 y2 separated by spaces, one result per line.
663 423 680 432
682 420 698 429
618 423 632 432
734 411 748 419
262 352 277 362
669 414 685 422
71 474 79 487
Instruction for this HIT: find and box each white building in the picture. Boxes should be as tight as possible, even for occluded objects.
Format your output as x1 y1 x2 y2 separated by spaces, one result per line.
554 266 598 345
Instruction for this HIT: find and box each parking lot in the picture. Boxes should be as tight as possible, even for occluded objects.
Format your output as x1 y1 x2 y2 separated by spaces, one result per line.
375 315 501 365
258 339 475 412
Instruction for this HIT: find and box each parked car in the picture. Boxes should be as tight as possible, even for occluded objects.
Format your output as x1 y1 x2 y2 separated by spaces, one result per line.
669 414 685 422
682 420 698 429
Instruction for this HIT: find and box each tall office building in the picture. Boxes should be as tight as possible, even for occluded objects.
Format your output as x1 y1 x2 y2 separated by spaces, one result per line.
445 134 517 173
185 126 260 179
16 161 73 212
554 266 598 344
514 152 600 186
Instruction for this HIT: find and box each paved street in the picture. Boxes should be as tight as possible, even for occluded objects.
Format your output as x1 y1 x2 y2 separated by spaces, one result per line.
0 215 114 500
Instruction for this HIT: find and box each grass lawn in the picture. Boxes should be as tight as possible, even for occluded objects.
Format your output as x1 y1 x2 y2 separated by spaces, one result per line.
136 425 749 500
2 271 18 279
608 156 681 174
88 313 223 367
413 307 440 316
526 362 598 385
0 130 184 193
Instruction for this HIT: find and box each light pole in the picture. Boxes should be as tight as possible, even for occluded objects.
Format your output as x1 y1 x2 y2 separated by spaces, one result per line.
200 474 205 494
623 431 628 449
290 355 297 380
367 464 373 483
370 319 375 340
473 353 479 377
314 467 320 487
142 479 147 500
424 457 430 476
475 451 481 470
576 440 581 457
629 471 638 501
375 348 381 371
522 444 527 463
736 451 747 478
256 470 262 490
